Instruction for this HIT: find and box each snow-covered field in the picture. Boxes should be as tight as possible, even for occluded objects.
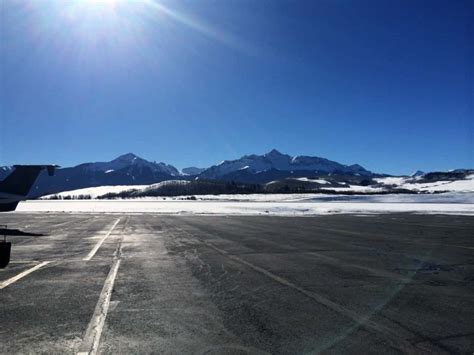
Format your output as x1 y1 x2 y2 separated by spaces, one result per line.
374 174 474 192
35 176 474 216
41 174 474 201
18 193 474 215
190 192 474 204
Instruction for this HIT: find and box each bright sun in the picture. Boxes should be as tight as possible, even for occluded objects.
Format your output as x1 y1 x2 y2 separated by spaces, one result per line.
85 0 119 4
79 0 122 10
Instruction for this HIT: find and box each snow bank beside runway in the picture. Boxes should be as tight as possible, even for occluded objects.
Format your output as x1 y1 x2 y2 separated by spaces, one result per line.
45 191 474 203
188 192 474 204
17 198 474 215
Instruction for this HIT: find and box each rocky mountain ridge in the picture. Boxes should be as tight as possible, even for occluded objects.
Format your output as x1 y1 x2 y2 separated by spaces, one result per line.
1 151 472 197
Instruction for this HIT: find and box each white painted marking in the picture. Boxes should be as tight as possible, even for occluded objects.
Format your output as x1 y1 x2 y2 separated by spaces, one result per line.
0 261 51 289
8 260 41 265
83 218 121 261
78 243 122 355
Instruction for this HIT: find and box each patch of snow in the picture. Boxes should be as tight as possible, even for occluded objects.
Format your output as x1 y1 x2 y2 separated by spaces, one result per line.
322 185 385 193
141 180 191 191
105 169 114 174
374 177 409 186
293 177 329 184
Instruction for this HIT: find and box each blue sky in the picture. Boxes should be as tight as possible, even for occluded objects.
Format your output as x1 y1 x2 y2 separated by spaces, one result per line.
1 0 472 174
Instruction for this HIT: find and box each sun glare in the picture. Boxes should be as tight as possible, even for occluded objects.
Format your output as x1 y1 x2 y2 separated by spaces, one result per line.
82 0 120 6
69 0 124 15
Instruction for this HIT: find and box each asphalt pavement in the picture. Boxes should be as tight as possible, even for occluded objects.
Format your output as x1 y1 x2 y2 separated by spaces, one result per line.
0 213 473 354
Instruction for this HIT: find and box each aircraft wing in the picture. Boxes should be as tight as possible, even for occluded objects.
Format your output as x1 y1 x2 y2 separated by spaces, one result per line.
0 165 59 212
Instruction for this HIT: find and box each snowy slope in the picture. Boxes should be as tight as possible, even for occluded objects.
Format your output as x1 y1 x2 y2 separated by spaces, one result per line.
375 174 474 192
42 180 192 199
42 185 149 199
292 177 329 184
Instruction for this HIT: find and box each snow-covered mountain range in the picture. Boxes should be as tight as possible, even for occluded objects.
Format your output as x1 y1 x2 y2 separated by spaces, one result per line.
0 153 183 197
199 149 371 179
1 150 473 197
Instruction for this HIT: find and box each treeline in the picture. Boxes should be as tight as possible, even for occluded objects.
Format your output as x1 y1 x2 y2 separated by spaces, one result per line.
420 170 474 183
41 179 421 200
98 180 263 199
44 194 92 200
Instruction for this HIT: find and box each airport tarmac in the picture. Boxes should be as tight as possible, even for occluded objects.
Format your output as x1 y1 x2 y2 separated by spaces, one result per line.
0 213 473 354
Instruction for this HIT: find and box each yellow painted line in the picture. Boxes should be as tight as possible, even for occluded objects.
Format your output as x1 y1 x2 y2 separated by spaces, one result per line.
83 219 121 261
0 261 51 290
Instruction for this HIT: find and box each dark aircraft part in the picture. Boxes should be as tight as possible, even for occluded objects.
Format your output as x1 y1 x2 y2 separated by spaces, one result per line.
0 165 58 212
0 242 11 268
0 166 46 196
47 165 56 176
0 202 19 212
0 228 45 237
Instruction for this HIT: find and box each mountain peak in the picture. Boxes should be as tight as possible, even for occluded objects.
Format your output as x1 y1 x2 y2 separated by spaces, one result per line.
85 153 180 176
115 153 139 161
265 149 284 157
411 170 425 177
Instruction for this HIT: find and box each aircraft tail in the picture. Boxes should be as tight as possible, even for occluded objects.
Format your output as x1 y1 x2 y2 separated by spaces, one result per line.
0 165 57 197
